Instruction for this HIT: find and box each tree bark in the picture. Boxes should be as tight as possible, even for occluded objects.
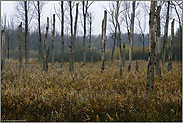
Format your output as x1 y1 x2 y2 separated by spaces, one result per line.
101 10 107 73
61 1 64 68
24 1 28 65
89 13 92 49
128 1 136 71
116 1 122 75
91 43 93 63
155 5 161 77
45 47 49 71
69 1 73 72
43 17 49 71
69 45 72 71
37 1 42 65
82 1 88 66
147 1 156 92
51 14 55 68
18 22 22 70
1 30 5 70
72 3 79 70
167 19 175 71
123 42 125 67
162 1 170 66
111 23 117 63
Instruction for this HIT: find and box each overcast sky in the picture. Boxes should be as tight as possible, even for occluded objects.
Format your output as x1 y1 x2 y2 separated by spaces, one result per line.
1 1 181 36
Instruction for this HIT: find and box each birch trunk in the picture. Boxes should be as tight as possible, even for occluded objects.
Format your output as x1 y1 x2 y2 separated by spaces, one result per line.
101 10 107 72
1 30 5 70
116 1 122 75
61 1 64 68
43 17 49 71
168 19 175 71
18 22 22 70
52 14 55 68
128 1 136 71
155 6 161 77
123 42 125 67
147 1 156 92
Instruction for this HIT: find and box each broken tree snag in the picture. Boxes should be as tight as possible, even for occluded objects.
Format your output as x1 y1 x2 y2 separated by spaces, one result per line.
147 1 156 92
91 43 93 63
1 30 5 70
45 47 50 71
155 5 161 77
51 14 55 68
19 22 23 70
168 19 175 71
69 45 73 71
43 17 49 71
123 42 125 67
101 10 107 73
116 1 122 75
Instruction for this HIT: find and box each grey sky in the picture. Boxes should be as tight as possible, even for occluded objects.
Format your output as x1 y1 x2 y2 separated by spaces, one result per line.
1 1 181 36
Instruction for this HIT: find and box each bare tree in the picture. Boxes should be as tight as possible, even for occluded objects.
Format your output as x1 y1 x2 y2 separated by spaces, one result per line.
167 19 175 71
87 12 94 49
33 1 48 65
82 1 94 66
123 42 125 67
14 1 35 65
116 1 122 75
43 17 49 71
1 30 5 70
128 1 136 71
101 10 107 73
155 5 161 77
61 1 64 68
51 14 55 68
147 1 156 92
18 22 23 70
91 43 93 63
162 1 170 66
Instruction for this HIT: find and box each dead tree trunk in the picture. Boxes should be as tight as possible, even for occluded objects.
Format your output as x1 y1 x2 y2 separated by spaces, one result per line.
155 5 161 77
167 19 175 71
45 47 49 71
1 30 5 70
51 14 55 68
69 45 72 71
123 42 125 67
7 30 10 60
24 1 28 65
128 1 136 71
147 1 156 92
43 17 49 71
18 22 22 70
101 10 107 72
72 3 79 68
37 1 42 65
162 1 170 66
91 43 93 63
61 1 64 68
116 1 122 75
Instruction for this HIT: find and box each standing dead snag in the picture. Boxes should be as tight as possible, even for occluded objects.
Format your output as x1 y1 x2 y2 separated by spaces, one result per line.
18 22 22 70
116 1 122 75
1 30 5 70
43 17 49 71
91 43 93 63
61 1 64 68
155 5 161 77
123 42 125 67
147 1 156 92
128 1 136 71
168 19 175 71
51 14 55 68
101 10 107 73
